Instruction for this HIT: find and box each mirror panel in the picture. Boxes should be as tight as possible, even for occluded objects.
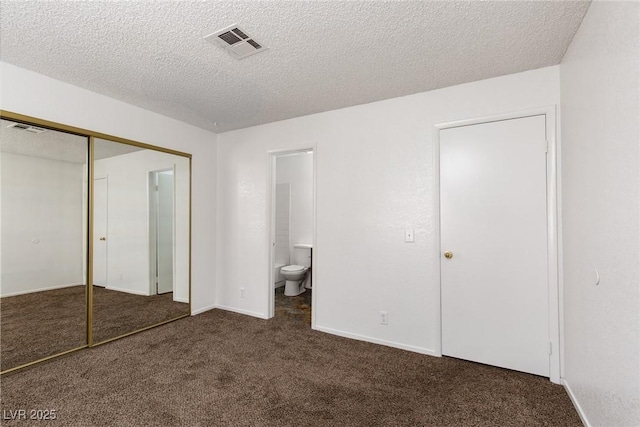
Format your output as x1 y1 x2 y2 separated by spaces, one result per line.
91 138 190 344
0 119 88 372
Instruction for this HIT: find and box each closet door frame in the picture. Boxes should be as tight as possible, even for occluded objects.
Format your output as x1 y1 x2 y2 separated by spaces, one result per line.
433 106 561 384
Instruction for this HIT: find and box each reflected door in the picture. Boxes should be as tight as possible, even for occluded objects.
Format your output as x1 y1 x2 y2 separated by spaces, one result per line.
93 178 108 287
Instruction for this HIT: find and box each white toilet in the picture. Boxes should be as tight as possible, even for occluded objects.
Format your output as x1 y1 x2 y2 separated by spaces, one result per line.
282 244 312 296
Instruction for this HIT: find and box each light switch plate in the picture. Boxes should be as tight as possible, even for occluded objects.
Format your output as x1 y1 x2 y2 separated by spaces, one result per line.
405 228 415 243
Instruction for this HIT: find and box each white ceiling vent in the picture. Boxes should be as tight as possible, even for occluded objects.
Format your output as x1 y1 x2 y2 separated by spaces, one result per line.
205 24 266 60
7 123 47 134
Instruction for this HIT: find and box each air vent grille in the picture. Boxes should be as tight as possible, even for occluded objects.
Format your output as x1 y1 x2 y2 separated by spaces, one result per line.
7 123 47 134
231 28 249 40
205 24 266 59
246 39 262 49
219 31 241 45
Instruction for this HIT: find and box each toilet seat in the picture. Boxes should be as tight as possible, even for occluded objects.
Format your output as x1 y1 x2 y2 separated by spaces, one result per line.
281 265 307 273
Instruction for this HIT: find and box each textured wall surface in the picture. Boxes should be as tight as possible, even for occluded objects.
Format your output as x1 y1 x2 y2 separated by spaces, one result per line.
1 153 84 296
0 1 589 133
216 66 560 354
94 149 190 301
273 183 291 266
560 2 640 426
0 62 218 315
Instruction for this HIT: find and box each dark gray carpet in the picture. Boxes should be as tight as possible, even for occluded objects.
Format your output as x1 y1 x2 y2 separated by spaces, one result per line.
93 286 189 343
0 286 86 372
1 286 189 372
0 309 581 426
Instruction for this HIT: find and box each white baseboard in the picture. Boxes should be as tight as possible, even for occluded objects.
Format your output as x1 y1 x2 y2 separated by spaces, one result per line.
314 325 438 356
191 303 217 316
1 282 81 298
105 286 149 296
173 297 189 303
214 304 269 319
562 378 590 427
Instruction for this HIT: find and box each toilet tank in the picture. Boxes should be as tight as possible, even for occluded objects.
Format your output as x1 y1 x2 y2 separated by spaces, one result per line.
293 244 312 267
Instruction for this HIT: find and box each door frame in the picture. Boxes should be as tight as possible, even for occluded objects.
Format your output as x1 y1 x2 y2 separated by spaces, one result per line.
92 176 109 288
433 106 561 383
148 166 177 297
266 146 317 328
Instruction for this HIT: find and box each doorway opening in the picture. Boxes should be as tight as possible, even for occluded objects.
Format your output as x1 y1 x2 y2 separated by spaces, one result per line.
268 148 315 327
149 168 175 297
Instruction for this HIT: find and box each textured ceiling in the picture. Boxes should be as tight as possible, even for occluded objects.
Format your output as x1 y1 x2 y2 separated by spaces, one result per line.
1 119 89 163
0 1 590 133
1 119 142 163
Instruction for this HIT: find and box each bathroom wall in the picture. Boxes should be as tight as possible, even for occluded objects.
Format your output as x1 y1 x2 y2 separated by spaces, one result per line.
274 183 291 266
559 1 640 425
276 152 314 259
0 62 218 314
1 152 84 296
216 65 561 349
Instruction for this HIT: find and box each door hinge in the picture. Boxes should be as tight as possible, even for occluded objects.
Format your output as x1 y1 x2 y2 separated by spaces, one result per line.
155 185 159 191
549 342 553 355
544 140 549 153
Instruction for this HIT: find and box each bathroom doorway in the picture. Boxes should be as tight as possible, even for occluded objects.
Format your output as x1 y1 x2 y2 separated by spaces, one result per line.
268 148 315 327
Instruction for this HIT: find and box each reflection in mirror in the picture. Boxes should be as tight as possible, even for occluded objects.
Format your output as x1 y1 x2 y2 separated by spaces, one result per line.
92 138 190 344
0 119 88 372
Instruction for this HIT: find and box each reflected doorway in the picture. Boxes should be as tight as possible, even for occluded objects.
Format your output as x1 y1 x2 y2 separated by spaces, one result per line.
149 169 174 295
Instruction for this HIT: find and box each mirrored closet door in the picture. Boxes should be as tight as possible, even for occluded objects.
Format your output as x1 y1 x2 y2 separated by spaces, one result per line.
0 112 192 374
91 138 191 344
1 119 88 372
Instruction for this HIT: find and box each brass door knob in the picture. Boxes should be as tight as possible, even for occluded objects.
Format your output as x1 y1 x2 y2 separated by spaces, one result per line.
99 237 106 241
444 251 453 259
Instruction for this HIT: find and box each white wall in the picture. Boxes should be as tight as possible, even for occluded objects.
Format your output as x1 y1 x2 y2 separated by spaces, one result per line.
560 2 640 426
274 183 290 266
1 153 84 296
216 66 560 350
276 153 314 258
0 62 217 314
94 148 189 301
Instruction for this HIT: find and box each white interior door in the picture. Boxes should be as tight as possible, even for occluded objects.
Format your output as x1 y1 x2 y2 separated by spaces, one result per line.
156 171 174 294
93 177 108 287
440 115 549 377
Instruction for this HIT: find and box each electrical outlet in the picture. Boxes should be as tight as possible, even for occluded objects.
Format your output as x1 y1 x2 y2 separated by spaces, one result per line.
240 288 245 298
380 311 388 325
